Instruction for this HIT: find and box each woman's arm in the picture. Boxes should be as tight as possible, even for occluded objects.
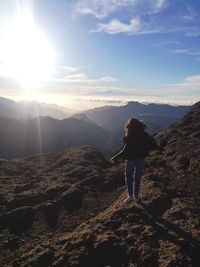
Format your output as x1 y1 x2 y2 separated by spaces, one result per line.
111 143 128 161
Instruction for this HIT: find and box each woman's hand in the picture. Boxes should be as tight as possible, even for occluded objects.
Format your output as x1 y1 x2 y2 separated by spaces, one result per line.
110 157 115 164
110 156 120 164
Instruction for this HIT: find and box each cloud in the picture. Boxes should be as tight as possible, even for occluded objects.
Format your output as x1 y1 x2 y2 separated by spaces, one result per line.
93 17 168 35
0 76 21 90
76 95 196 108
181 5 197 22
165 74 200 95
0 62 118 97
75 1 200 37
40 65 118 85
76 0 137 19
52 73 118 84
93 15 200 36
75 0 167 19
69 84 147 96
94 18 141 34
184 75 200 83
94 18 200 36
62 66 79 73
172 49 200 60
78 97 124 104
154 0 166 10
150 41 181 47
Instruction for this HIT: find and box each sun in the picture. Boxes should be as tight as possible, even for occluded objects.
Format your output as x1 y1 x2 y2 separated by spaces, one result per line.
0 11 54 88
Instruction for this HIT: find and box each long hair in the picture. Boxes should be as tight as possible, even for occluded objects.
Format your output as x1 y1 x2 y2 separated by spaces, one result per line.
124 118 147 137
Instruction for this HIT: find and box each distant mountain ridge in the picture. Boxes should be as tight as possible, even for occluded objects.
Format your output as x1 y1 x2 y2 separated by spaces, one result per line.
0 98 191 158
0 116 110 158
73 101 190 156
0 97 70 119
73 101 190 134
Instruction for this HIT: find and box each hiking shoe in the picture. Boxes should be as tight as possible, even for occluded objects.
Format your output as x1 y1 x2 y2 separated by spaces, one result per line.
123 196 134 203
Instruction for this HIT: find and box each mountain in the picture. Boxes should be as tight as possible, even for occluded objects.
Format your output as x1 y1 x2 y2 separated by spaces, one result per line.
0 97 69 119
0 116 110 158
19 101 71 119
74 101 190 134
0 97 25 119
0 102 200 266
73 101 190 156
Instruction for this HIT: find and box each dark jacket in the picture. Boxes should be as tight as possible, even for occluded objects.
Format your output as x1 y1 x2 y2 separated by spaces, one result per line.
112 132 157 160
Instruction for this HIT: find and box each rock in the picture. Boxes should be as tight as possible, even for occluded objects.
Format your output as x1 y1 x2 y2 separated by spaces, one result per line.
39 202 58 227
147 194 172 216
6 206 35 234
91 237 128 266
7 193 47 209
29 248 55 267
1 235 21 250
59 188 82 210
46 185 68 199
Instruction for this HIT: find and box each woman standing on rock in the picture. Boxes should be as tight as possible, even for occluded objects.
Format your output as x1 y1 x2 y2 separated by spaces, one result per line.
111 118 156 203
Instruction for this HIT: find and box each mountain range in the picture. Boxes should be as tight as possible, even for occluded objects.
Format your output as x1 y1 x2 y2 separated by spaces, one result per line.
0 116 109 158
0 97 70 120
73 101 190 135
0 101 200 266
0 97 191 159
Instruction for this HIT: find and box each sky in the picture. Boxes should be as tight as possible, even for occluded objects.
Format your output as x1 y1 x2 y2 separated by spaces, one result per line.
0 0 200 110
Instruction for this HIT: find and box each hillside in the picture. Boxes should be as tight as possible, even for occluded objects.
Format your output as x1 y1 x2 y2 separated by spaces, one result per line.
0 102 200 266
0 146 125 266
0 117 110 158
156 101 200 205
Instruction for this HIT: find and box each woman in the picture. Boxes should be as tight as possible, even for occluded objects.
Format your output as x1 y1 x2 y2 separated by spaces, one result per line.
111 118 156 203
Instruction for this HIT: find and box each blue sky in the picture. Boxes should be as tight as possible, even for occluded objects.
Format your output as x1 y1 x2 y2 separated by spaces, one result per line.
0 0 200 109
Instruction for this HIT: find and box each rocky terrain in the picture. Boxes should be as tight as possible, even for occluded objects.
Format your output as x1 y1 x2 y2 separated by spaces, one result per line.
0 102 200 266
156 101 200 205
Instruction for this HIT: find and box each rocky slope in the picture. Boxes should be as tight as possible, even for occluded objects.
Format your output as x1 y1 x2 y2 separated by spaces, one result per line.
156 101 200 205
0 102 200 267
0 146 124 266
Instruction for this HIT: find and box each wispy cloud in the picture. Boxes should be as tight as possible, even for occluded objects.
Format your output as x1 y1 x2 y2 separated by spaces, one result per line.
62 66 79 73
76 0 137 19
76 95 196 109
181 5 197 22
93 17 173 35
155 0 167 10
76 0 167 19
166 74 200 94
0 63 118 98
93 18 200 36
75 0 200 37
150 41 181 48
45 65 118 84
52 73 117 84
172 48 200 60
184 74 200 83
94 18 141 34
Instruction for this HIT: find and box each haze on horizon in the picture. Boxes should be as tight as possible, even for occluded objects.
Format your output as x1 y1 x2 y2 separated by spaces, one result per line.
0 0 200 111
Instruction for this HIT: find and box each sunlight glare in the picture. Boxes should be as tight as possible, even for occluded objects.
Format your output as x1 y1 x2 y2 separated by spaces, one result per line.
0 10 54 88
